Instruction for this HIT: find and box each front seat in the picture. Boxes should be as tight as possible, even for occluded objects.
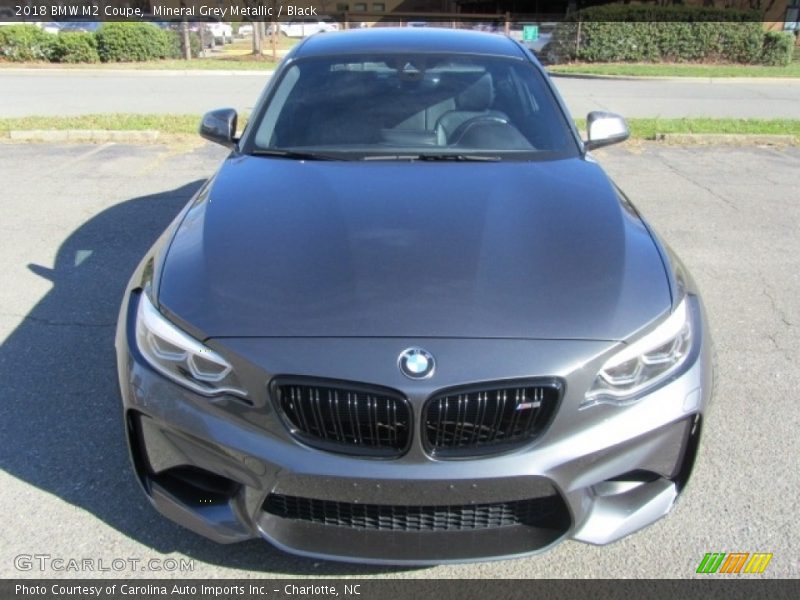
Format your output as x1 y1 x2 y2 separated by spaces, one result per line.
434 74 508 145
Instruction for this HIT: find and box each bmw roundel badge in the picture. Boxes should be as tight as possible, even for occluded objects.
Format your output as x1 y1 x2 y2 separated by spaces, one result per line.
398 347 435 380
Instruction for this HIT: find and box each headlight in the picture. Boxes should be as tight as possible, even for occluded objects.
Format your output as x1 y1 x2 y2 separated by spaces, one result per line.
584 298 693 407
135 292 246 397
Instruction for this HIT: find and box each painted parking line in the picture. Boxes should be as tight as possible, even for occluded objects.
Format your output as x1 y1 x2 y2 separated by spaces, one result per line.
53 142 116 173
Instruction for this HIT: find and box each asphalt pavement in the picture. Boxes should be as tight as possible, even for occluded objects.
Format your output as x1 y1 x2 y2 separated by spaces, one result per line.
2 68 800 119
0 140 797 578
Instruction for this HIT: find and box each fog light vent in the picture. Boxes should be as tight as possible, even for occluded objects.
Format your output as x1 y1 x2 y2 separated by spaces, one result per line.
153 466 239 506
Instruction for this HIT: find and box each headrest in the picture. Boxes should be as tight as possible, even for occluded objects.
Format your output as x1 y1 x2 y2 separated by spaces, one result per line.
456 74 494 111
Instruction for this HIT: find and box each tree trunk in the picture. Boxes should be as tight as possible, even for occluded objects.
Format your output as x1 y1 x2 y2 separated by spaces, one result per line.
270 21 277 62
252 21 262 55
182 20 190 60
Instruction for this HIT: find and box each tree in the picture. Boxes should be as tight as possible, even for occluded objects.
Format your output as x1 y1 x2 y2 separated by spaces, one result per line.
180 0 190 60
243 0 263 55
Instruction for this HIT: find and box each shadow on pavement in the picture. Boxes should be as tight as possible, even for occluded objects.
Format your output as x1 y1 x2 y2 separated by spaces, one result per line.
0 180 414 576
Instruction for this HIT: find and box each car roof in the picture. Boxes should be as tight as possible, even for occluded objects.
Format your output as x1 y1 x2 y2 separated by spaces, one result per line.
293 27 526 60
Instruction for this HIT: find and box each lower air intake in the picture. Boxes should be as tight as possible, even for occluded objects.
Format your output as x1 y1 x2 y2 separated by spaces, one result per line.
263 493 567 532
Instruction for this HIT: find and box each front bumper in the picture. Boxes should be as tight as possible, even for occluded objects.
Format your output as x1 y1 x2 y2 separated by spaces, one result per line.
116 293 713 565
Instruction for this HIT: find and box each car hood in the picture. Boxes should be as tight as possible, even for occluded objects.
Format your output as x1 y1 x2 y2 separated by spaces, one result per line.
158 156 670 341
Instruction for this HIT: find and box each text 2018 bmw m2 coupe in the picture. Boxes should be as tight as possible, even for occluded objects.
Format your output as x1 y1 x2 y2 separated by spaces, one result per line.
116 28 714 564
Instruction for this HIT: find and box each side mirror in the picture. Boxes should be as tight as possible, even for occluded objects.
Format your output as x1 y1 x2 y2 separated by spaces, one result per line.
199 108 238 148
584 111 629 151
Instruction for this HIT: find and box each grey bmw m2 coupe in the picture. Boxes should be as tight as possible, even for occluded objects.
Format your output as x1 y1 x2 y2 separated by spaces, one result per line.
116 28 713 564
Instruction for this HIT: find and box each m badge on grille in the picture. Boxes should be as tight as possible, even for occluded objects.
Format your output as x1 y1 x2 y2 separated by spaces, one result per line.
398 347 435 380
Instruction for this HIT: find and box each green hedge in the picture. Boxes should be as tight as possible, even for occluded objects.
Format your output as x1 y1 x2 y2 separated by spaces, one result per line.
551 5 770 65
760 31 795 67
562 4 761 23
50 32 99 64
0 23 200 63
0 25 55 61
95 22 176 62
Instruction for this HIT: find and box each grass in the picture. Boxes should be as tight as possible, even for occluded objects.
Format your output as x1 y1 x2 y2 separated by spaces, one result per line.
630 118 799 140
0 58 278 70
576 117 800 141
216 36 298 56
549 62 800 78
1 115 798 143
0 114 203 135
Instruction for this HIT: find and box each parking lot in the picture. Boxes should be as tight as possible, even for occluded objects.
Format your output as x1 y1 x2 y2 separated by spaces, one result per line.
0 140 797 578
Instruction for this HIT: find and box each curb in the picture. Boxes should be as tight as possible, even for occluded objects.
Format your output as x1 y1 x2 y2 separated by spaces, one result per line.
548 71 800 85
549 71 668 82
8 129 161 142
2 130 796 146
0 67 274 77
655 133 797 145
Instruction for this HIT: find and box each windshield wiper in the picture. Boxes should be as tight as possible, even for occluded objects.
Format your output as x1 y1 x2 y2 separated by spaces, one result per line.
418 153 502 162
249 149 345 161
362 153 501 162
251 150 502 162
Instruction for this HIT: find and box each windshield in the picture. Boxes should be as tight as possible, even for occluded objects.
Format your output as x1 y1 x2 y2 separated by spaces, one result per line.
247 53 579 161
